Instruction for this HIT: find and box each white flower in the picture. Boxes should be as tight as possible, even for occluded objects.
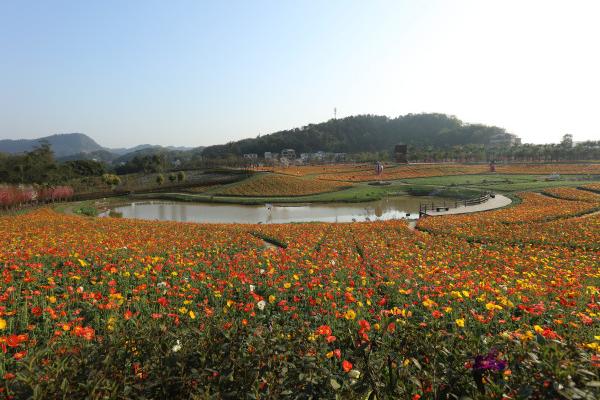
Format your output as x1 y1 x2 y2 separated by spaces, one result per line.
172 339 182 353
157 282 167 288
249 284 256 292
348 369 361 379
259 269 265 274
257 300 266 311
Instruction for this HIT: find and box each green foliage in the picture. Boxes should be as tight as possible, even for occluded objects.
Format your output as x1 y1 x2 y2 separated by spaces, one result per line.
176 171 186 182
156 174 165 185
7 312 598 399
201 114 506 158
73 204 99 217
0 144 107 184
115 154 167 174
62 159 106 176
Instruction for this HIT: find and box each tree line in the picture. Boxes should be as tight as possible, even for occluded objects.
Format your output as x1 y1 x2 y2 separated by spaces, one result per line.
201 113 509 158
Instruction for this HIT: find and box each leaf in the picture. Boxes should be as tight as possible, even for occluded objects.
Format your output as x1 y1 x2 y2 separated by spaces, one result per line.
585 381 600 388
330 378 341 390
411 357 422 370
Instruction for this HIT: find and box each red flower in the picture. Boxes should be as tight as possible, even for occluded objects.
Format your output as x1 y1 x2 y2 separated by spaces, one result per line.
333 349 341 359
3 372 15 380
358 319 370 331
387 322 396 333
342 360 353 372
6 334 28 347
316 325 332 336
72 326 95 341
157 297 169 307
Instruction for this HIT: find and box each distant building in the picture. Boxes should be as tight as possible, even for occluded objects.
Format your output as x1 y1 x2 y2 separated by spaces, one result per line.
281 149 296 159
489 133 521 146
333 153 346 162
264 152 273 160
243 153 258 160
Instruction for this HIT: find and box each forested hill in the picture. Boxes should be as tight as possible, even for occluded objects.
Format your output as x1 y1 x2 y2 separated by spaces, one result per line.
201 113 510 157
0 133 104 158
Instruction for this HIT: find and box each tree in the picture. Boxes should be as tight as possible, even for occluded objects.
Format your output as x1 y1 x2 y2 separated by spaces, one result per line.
102 174 121 188
156 174 164 185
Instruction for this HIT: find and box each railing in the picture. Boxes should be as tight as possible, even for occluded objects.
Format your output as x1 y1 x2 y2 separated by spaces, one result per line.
419 192 493 216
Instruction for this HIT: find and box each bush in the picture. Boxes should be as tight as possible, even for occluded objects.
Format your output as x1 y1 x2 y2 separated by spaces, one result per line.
102 173 121 187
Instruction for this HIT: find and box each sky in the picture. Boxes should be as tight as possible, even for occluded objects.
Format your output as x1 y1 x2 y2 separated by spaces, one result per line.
1 0 599 148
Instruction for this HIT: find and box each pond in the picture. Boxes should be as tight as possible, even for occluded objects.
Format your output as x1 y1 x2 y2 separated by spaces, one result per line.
99 196 444 224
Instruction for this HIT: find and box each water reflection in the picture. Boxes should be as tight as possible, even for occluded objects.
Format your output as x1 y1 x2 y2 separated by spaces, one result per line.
101 196 440 224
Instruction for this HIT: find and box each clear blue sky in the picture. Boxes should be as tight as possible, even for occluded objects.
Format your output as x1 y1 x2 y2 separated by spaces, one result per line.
1 0 599 147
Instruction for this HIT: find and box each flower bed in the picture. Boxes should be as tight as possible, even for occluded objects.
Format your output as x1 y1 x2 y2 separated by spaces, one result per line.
216 173 350 196
0 204 598 398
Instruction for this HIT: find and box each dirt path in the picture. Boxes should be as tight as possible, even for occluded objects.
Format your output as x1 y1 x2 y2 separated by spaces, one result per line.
421 194 512 216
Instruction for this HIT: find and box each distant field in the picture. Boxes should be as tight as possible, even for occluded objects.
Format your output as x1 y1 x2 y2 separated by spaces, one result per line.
402 174 598 192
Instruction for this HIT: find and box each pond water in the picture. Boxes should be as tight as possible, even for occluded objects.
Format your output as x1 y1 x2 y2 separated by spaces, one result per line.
100 196 444 224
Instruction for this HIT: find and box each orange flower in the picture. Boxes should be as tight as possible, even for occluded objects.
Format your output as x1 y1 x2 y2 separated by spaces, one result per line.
316 325 332 336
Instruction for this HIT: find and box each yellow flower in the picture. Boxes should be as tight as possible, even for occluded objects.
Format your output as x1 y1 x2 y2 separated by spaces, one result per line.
422 298 437 308
326 351 334 358
455 318 465 328
189 310 196 319
0 318 6 330
485 302 502 311
107 316 117 331
585 342 599 351
179 307 188 314
283 282 291 289
47 296 57 304
345 309 357 320
268 295 276 303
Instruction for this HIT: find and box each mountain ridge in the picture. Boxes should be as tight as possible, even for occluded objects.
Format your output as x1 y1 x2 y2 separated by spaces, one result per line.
0 133 195 159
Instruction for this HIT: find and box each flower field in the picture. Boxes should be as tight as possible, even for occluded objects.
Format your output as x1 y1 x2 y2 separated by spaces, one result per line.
307 163 600 182
541 187 600 203
418 189 600 249
317 164 489 182
0 190 599 399
215 173 350 197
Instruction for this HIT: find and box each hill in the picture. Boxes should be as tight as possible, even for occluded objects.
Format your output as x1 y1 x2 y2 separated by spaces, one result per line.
201 113 511 157
0 133 104 158
0 132 200 161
